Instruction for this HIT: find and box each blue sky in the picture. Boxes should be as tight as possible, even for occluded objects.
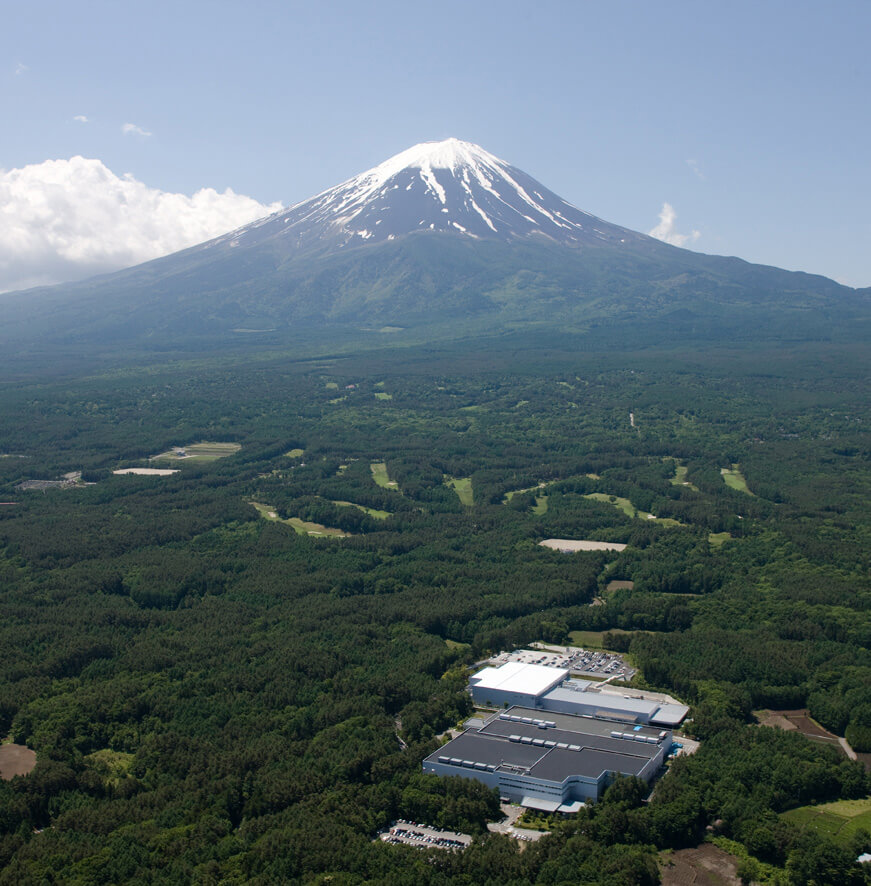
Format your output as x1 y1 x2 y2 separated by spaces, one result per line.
2 0 869 290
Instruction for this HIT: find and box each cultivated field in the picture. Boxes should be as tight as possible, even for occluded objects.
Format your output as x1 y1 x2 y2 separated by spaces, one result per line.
659 843 745 886
782 797 871 846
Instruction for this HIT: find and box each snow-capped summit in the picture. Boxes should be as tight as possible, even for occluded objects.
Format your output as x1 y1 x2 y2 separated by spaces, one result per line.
209 138 644 255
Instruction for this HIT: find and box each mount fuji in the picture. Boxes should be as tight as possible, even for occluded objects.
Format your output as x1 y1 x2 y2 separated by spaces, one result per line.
1 139 867 353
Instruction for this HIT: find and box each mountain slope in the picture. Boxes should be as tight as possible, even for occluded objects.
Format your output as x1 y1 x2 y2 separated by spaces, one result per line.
1 139 867 352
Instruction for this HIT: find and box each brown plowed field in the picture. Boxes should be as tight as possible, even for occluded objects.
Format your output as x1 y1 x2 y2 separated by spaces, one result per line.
756 709 840 747
0 744 36 779
660 844 743 886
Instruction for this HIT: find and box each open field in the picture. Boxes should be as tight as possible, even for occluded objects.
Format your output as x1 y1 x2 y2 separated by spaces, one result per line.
0 743 36 780
605 580 634 593
113 468 178 476
782 797 871 846
708 531 732 546
333 500 391 520
152 442 241 461
668 459 699 491
371 462 398 489
584 492 682 526
446 476 473 506
285 448 305 457
660 843 746 886
249 502 350 537
540 539 627 553
374 392 392 400
721 464 753 495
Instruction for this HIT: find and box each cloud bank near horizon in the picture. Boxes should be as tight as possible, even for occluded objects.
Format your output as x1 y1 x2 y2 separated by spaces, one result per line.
0 157 282 292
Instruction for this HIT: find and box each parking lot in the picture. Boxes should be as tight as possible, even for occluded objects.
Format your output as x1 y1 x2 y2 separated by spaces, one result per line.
489 646 635 681
379 821 472 851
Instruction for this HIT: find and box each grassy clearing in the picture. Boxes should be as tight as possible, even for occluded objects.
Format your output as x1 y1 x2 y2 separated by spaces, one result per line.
333 500 391 520
249 502 350 537
444 639 470 650
374 392 393 400
446 476 473 506
84 749 134 787
371 462 398 490
325 382 338 390
152 441 241 461
285 448 305 458
585 492 682 526
721 464 753 495
781 797 871 846
708 531 732 546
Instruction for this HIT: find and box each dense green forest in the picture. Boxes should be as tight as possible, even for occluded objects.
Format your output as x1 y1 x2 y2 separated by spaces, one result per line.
0 335 869 884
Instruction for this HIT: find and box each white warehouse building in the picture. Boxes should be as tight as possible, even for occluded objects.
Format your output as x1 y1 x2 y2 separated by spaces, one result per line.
469 662 688 728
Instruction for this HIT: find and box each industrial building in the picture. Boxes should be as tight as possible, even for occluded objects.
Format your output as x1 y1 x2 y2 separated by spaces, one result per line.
423 706 670 810
469 662 688 728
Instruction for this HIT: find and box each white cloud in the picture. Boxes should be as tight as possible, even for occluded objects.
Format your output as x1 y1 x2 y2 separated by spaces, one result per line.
15 62 28 76
122 122 152 137
648 202 700 248
73 115 90 124
0 156 282 292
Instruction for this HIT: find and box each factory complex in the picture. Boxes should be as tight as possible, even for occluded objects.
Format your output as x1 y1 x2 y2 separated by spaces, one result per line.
469 661 689 728
423 707 670 811
422 661 690 810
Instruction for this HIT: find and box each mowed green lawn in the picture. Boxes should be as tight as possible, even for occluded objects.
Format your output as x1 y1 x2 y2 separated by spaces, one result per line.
721 464 753 495
584 493 682 526
446 476 473 506
249 502 350 537
370 462 398 489
782 798 871 846
333 500 391 520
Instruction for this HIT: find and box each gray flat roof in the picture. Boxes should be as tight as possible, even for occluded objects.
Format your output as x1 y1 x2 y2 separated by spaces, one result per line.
530 746 648 780
543 685 659 717
487 707 664 741
481 713 663 759
426 705 666 786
